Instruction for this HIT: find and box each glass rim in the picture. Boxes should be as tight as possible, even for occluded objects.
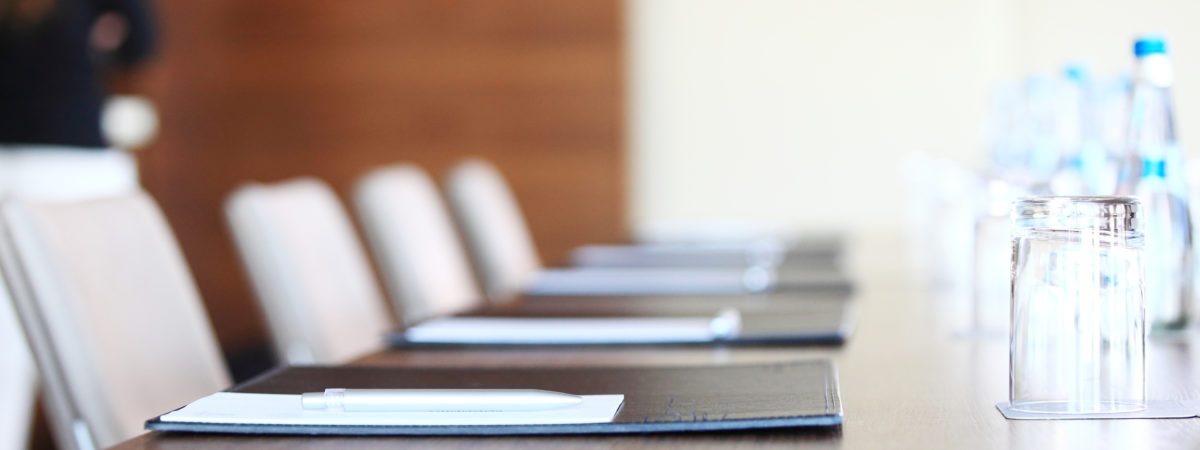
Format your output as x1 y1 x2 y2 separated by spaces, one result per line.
1012 195 1141 234
1013 195 1141 208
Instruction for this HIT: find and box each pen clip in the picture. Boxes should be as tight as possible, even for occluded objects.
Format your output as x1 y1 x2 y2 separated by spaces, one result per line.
301 388 346 410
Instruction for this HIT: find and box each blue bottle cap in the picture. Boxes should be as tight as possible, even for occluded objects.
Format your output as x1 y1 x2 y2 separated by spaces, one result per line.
1063 60 1091 82
1134 35 1167 57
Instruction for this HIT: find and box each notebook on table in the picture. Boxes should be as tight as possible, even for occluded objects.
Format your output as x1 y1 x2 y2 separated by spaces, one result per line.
389 297 856 346
523 267 853 297
568 241 846 274
514 291 852 314
146 359 842 435
772 268 854 294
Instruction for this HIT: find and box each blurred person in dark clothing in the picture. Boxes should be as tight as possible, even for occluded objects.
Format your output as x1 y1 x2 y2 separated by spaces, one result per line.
0 0 155 200
0 0 156 147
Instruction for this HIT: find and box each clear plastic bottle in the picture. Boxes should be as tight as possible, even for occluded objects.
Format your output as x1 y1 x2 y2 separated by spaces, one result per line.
1095 73 1133 195
1117 35 1193 330
973 180 1026 334
1050 62 1113 196
1025 74 1065 186
1049 63 1087 196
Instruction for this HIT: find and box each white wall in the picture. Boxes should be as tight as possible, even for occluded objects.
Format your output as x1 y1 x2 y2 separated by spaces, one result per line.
626 0 1200 236
1007 0 1200 143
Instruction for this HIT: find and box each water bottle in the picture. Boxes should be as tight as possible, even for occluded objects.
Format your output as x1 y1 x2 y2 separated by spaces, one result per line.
1025 74 1064 186
1117 35 1193 330
1095 73 1133 195
1049 63 1089 195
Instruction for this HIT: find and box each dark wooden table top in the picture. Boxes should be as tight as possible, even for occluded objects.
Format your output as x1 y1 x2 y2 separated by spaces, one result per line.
113 235 1200 449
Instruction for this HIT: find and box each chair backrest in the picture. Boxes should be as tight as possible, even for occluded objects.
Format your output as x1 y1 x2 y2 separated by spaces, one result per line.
0 192 230 449
225 178 393 365
443 159 542 300
354 165 484 324
0 272 36 450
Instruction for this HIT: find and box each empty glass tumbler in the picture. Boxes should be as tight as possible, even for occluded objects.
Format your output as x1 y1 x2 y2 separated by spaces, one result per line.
1010 196 1146 414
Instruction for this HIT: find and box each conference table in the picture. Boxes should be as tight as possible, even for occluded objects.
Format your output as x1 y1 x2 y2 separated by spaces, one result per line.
114 234 1200 449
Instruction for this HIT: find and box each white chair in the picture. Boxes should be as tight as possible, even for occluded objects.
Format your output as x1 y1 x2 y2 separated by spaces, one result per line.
443 159 543 300
443 159 781 300
0 146 141 450
354 165 484 324
225 178 393 365
0 273 36 450
0 192 231 449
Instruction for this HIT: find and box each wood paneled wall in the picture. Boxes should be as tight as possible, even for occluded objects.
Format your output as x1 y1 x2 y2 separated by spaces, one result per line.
136 0 625 375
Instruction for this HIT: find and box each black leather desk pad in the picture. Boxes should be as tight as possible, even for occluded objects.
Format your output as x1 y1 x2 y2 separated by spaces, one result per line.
388 297 856 346
147 360 842 435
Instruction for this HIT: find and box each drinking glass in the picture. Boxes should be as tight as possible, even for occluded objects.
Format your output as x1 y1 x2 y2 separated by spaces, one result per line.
1010 196 1145 413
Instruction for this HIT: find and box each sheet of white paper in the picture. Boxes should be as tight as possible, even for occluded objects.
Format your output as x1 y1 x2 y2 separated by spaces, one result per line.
527 267 769 295
569 242 784 268
404 316 719 344
161 393 624 426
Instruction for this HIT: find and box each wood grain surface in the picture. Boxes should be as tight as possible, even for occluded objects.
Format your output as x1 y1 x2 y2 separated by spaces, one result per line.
112 234 1200 448
133 0 625 369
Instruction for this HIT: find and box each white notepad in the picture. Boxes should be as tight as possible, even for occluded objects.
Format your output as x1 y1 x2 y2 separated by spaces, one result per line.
569 242 785 267
527 267 775 295
160 392 625 426
403 313 740 345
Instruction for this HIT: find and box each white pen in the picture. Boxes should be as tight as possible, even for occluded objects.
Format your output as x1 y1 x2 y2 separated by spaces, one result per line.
300 388 583 412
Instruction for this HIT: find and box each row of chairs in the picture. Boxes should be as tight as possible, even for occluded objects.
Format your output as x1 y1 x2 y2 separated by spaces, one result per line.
228 160 543 364
0 159 551 449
